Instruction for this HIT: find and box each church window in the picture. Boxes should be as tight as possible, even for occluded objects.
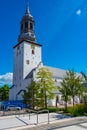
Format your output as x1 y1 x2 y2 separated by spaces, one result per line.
26 60 30 64
25 22 28 28
21 24 23 30
30 22 33 30
32 50 34 54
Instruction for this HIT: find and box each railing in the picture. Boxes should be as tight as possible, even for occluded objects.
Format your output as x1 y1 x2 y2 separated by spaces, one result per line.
37 109 49 124
28 109 49 124
0 108 50 125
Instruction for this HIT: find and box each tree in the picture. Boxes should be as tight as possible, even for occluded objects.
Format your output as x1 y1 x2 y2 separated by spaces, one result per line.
59 79 70 110
62 70 82 106
23 81 38 109
36 67 57 109
67 70 82 105
59 70 83 108
0 85 9 100
80 72 87 104
81 86 87 104
75 78 83 103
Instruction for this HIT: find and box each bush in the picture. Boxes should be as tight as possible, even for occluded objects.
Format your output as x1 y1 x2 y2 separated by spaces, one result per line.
67 104 87 116
38 107 60 113
47 107 60 113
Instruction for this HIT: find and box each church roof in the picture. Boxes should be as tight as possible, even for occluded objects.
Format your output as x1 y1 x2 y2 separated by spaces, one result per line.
25 65 81 80
45 66 81 79
25 68 36 79
45 66 66 79
24 64 81 80
13 40 42 48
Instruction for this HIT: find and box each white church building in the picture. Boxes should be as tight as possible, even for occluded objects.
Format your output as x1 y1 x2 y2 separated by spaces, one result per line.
9 4 81 106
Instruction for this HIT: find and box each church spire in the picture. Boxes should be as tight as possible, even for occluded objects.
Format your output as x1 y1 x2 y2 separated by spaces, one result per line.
18 1 36 43
25 1 30 14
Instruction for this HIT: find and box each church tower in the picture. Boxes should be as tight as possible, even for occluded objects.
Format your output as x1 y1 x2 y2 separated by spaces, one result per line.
9 3 42 100
18 4 36 42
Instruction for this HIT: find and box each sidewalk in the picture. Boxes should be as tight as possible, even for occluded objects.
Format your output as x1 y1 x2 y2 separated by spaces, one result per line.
0 113 87 130
20 116 87 130
47 118 87 130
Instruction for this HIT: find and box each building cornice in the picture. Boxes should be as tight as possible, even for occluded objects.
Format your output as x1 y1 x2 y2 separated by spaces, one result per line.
13 40 42 48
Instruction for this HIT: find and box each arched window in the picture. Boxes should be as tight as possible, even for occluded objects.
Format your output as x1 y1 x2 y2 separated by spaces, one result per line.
32 50 34 54
30 22 33 30
25 22 28 28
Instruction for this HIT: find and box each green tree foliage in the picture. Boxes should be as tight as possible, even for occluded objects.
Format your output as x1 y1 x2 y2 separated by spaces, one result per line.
59 79 70 110
23 81 39 109
67 70 82 105
0 85 9 100
59 70 83 108
81 86 87 104
36 67 57 109
23 68 57 109
80 71 87 104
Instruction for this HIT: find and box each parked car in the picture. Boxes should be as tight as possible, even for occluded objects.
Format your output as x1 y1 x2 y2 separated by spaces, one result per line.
6 105 21 111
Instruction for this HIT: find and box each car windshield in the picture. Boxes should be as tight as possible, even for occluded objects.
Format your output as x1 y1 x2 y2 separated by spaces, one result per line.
9 106 15 107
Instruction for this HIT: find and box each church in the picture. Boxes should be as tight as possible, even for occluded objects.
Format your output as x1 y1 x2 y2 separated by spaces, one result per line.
9 4 80 106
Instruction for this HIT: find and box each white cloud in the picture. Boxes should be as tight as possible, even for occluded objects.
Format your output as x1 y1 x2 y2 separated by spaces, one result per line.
0 73 13 86
76 9 81 15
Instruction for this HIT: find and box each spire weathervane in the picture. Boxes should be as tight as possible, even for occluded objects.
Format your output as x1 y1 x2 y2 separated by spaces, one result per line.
25 0 30 14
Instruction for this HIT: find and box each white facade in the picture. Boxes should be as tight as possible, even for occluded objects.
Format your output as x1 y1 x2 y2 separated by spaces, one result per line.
9 41 42 100
9 5 43 101
23 42 42 79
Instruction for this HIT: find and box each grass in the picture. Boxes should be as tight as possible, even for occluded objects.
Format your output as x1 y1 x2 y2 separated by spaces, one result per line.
41 104 87 117
66 104 87 116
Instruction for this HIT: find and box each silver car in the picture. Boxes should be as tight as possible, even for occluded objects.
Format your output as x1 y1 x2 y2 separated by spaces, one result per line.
6 105 21 111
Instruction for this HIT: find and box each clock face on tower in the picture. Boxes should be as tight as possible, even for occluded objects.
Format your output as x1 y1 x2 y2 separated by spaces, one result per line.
31 44 35 49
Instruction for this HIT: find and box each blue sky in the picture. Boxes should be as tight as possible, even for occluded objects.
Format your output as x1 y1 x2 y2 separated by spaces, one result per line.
0 0 87 86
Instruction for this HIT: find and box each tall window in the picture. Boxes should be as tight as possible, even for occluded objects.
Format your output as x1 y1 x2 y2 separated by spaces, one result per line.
25 22 28 28
30 22 33 30
32 50 34 54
